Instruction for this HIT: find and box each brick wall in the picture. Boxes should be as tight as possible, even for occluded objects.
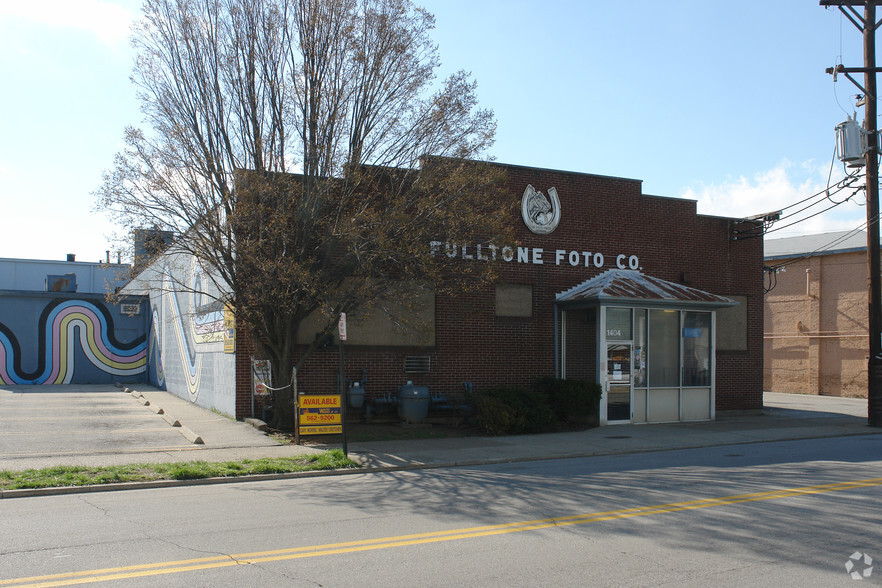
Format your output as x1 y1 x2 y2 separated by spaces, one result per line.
234 162 764 417
234 325 256 418
764 250 869 398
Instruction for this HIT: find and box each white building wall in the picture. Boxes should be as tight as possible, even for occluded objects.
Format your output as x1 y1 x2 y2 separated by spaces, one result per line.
125 252 237 416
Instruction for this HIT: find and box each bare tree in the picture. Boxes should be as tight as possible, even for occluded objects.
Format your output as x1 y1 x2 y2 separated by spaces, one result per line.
97 0 510 428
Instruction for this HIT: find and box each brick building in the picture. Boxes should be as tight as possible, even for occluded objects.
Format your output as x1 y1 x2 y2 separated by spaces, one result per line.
764 230 869 398
132 160 764 425
244 161 763 424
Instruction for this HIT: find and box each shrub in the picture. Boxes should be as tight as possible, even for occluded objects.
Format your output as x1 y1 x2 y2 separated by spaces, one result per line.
535 377 601 422
472 386 554 435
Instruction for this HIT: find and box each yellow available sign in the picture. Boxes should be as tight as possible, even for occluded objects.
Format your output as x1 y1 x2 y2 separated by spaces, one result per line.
299 394 342 435
300 395 342 408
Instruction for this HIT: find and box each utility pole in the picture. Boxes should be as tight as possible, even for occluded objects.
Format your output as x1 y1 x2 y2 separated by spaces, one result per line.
822 0 882 426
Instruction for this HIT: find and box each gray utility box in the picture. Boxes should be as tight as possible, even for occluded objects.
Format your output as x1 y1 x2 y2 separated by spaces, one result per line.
397 384 430 424
348 383 365 408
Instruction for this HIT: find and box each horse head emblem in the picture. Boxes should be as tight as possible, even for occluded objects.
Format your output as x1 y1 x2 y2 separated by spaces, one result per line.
521 184 561 234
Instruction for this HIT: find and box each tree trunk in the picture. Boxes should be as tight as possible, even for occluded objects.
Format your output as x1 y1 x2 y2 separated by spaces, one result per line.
269 351 295 430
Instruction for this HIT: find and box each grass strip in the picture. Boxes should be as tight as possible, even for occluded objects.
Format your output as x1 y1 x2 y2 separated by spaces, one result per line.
0 450 358 490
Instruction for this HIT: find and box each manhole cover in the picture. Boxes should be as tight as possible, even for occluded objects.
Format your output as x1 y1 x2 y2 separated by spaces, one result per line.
604 435 632 439
723 454 743 457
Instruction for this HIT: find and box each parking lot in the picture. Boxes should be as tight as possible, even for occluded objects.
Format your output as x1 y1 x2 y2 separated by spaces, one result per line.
0 385 203 469
0 384 317 471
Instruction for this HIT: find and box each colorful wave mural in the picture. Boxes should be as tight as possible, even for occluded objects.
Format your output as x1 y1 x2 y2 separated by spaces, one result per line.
149 264 227 400
165 274 202 400
149 303 165 388
136 258 236 414
0 299 147 385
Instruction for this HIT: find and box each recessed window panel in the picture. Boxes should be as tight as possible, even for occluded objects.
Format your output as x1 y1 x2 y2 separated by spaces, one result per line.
634 309 647 387
683 312 711 386
606 307 632 340
648 309 679 387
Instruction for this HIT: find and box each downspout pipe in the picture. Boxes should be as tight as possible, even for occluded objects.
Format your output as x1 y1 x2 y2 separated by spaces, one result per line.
554 303 560 379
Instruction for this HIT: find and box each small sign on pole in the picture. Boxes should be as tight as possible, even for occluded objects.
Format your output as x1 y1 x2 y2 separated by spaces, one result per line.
338 312 347 341
251 359 272 397
337 312 348 456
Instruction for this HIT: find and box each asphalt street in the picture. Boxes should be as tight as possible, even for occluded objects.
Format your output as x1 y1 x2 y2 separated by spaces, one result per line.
0 434 879 586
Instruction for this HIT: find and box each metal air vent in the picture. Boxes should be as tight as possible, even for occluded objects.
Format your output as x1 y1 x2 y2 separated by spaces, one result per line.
404 355 431 374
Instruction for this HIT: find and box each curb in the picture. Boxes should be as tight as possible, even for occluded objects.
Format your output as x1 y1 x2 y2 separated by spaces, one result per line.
0 466 363 500
1 427 877 500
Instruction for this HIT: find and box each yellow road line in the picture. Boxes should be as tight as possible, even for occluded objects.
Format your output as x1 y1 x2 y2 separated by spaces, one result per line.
3 476 881 587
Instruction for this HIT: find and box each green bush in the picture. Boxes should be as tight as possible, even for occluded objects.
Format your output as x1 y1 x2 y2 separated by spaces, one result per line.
535 377 601 422
472 386 555 435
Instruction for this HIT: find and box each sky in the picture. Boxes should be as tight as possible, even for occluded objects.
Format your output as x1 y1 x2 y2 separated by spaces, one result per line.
0 0 874 263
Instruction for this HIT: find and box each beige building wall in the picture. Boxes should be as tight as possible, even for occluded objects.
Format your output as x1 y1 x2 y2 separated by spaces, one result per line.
764 250 868 397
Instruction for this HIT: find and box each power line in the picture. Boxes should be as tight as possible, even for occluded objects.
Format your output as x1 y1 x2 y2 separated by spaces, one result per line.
763 221 871 293
733 178 865 239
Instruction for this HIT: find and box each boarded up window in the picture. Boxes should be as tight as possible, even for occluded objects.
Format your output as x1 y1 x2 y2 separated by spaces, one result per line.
297 287 435 347
716 296 747 351
496 284 532 317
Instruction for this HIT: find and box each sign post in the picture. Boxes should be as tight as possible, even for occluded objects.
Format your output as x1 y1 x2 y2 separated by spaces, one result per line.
338 313 348 456
293 367 299 446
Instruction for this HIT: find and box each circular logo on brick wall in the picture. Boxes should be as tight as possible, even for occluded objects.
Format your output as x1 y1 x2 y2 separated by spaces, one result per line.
521 184 561 235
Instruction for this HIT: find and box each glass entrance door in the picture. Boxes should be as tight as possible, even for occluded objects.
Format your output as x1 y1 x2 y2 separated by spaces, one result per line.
607 343 632 421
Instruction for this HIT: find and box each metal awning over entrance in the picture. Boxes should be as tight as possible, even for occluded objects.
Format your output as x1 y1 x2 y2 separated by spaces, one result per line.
555 269 735 310
553 270 735 425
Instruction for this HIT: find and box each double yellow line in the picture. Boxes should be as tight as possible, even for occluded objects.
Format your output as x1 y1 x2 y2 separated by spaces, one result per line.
4 476 881 587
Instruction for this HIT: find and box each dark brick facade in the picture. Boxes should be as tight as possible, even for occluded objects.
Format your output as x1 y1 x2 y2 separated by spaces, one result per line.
234 162 764 418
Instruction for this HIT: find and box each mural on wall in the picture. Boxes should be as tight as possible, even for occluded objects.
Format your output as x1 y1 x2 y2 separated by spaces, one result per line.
0 299 147 385
148 263 227 402
149 304 165 388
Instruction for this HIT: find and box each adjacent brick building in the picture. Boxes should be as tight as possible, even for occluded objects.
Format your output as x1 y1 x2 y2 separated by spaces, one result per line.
255 161 764 424
764 230 869 398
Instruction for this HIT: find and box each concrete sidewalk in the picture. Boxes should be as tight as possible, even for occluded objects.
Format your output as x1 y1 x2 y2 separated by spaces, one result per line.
0 385 876 476
345 392 875 469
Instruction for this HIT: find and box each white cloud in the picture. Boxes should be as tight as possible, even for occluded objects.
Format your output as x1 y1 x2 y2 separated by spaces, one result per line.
680 160 868 237
0 0 134 47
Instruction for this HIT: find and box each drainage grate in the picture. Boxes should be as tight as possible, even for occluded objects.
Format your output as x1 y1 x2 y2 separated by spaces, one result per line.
604 435 632 439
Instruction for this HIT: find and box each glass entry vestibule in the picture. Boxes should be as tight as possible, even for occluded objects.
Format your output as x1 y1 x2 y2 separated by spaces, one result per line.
554 270 734 425
602 307 713 423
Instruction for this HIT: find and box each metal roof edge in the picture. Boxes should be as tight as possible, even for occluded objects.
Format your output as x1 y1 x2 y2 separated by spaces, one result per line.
556 295 736 311
764 245 867 261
